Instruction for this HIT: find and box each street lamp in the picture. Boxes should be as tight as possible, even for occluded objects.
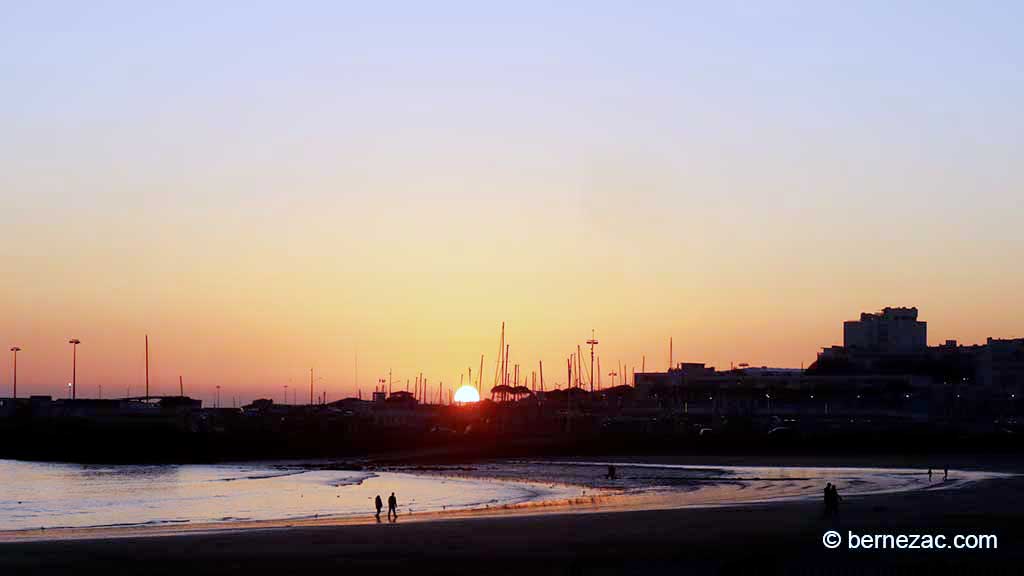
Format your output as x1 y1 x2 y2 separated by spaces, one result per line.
10 347 20 399
68 339 81 400
216 385 221 408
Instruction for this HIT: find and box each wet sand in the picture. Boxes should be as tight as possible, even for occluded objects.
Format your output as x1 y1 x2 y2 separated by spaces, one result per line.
2 471 1023 574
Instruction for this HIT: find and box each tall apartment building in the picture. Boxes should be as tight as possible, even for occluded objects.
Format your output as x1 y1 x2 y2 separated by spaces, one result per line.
844 307 927 354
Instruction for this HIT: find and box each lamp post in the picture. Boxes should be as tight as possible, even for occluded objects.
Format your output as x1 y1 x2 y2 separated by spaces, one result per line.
68 339 81 400
10 347 20 399
216 385 221 408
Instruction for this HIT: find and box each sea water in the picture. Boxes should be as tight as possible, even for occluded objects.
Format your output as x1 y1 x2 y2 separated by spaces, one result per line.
0 459 576 531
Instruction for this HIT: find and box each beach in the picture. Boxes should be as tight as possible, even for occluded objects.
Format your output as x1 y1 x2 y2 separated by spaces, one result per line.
1 475 1022 574
1 457 1022 574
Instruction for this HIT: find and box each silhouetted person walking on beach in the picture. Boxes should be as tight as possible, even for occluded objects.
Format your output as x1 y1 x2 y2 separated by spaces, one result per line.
944 467 949 481
928 468 933 482
388 492 397 521
375 494 383 520
607 465 617 480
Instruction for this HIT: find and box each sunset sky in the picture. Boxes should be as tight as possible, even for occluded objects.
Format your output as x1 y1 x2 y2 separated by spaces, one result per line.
2 1 1022 404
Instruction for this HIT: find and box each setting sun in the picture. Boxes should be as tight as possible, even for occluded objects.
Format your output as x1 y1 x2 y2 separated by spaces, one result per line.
453 386 481 404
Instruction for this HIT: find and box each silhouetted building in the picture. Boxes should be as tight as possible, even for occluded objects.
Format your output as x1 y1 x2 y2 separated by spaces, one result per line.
362 390 430 429
637 308 1022 427
979 338 1024 402
844 307 927 354
637 364 931 422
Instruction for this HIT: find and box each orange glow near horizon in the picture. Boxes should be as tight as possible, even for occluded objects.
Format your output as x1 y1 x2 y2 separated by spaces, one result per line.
3 298 1021 407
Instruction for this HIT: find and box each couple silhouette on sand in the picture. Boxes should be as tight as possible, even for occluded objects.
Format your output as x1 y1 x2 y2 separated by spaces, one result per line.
375 492 398 522
823 483 842 517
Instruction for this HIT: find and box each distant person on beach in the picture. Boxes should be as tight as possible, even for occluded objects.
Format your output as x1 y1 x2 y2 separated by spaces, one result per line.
375 494 383 520
944 467 949 481
928 468 933 481
388 492 398 520
607 465 617 480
